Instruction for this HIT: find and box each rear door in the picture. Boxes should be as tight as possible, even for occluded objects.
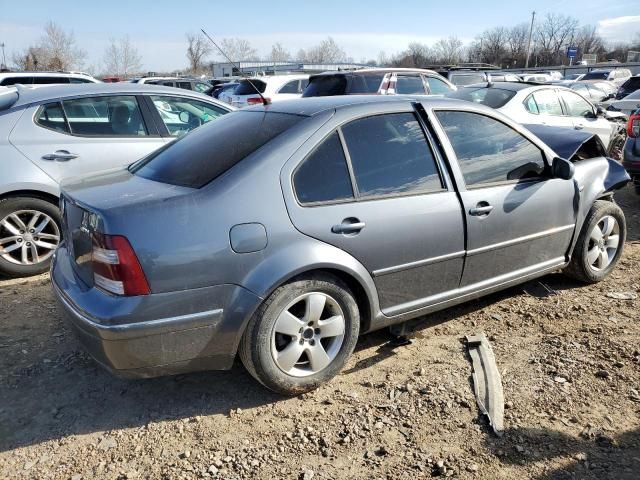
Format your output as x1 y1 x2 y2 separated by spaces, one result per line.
283 107 465 315
431 109 576 287
9 95 165 182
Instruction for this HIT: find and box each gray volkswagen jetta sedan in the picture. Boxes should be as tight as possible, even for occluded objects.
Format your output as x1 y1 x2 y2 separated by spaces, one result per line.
52 96 629 394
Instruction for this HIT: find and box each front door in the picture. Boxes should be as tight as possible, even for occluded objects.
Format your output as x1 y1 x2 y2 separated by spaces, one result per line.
558 89 613 147
283 110 465 315
432 109 577 287
9 95 165 183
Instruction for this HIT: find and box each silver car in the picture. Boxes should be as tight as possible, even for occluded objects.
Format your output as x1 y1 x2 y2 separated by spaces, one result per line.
52 96 629 395
0 83 233 277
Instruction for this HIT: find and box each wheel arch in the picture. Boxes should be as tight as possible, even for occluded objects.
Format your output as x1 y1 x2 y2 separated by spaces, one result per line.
0 189 59 206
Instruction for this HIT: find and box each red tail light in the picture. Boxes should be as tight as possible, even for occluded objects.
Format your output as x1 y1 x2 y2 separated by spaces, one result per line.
628 113 640 138
91 233 150 296
247 97 270 105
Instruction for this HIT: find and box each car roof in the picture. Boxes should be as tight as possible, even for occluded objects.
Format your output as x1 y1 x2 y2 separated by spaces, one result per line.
4 83 226 109
244 94 476 117
311 68 442 77
0 71 95 78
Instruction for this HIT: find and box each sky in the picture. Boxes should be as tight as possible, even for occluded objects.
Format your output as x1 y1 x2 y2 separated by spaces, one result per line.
0 0 638 73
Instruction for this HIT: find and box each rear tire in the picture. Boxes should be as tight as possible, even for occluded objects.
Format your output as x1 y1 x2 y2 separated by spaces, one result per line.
564 200 626 283
239 273 360 395
0 197 61 278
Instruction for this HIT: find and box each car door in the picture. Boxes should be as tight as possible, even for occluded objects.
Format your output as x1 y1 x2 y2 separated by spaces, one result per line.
9 95 165 183
529 88 574 129
431 109 577 287
559 89 612 147
283 109 465 315
145 94 229 137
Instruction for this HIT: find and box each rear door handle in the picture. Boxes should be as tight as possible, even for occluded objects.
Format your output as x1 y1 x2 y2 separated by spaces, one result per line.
469 203 494 216
331 218 366 234
42 150 78 161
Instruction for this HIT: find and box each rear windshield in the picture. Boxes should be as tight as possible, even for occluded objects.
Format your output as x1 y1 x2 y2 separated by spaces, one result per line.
450 73 486 86
582 71 609 80
303 75 348 97
446 87 517 108
234 79 267 95
131 111 304 188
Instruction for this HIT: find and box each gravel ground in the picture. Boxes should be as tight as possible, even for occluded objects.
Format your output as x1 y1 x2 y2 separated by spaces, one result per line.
0 186 638 480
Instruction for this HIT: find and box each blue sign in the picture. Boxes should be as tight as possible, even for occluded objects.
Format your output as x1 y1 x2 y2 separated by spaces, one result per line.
567 47 578 58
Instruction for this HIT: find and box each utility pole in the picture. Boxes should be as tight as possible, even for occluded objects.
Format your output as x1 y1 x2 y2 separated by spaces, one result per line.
0 42 6 70
525 11 536 68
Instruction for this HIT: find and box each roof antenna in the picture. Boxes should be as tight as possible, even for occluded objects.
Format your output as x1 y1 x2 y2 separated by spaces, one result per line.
487 73 493 88
201 28 270 106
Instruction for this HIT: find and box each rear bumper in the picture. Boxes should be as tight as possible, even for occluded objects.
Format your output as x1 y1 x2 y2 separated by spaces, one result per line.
51 244 262 378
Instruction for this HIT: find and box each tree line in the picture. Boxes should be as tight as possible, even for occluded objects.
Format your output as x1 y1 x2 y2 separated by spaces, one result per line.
8 17 640 78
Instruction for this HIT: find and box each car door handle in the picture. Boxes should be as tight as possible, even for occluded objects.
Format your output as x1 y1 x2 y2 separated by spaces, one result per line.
469 203 494 216
331 219 366 234
42 150 78 161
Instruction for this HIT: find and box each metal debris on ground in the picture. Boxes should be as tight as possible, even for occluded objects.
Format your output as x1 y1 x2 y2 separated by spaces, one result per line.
466 333 504 436
523 281 557 298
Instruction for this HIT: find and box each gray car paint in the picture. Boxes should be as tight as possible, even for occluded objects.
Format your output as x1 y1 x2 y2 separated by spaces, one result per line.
52 95 627 378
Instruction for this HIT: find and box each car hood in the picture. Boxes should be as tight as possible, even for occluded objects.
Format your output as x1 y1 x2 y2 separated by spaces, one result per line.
522 124 606 160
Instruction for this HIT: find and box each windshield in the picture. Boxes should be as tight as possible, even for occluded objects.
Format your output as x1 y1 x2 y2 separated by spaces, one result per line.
583 71 609 80
131 111 304 188
446 87 516 108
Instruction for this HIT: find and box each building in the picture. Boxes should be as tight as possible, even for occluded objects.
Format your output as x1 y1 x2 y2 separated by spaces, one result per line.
211 61 369 78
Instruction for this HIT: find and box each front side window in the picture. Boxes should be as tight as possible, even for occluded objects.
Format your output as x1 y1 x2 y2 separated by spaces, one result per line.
559 91 593 117
294 132 354 204
151 95 227 136
532 89 563 116
62 96 148 136
436 111 546 186
278 80 300 94
35 102 69 133
425 76 454 94
342 113 443 198
395 75 426 94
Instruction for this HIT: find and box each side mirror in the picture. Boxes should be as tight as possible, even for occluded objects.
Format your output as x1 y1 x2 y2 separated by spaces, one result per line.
552 156 575 180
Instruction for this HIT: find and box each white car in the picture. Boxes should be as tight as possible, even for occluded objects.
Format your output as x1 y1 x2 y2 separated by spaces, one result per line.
521 73 553 83
581 68 632 87
0 71 100 86
606 90 640 117
223 74 309 108
448 81 626 158
555 73 585 86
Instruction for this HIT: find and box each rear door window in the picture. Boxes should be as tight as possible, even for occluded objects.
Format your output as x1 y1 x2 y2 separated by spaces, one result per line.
532 89 563 116
348 74 385 94
132 111 304 188
341 113 443 198
395 75 426 94
62 96 148 136
294 132 354 204
303 76 347 97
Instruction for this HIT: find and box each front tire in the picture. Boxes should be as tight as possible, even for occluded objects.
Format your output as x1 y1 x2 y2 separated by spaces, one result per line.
564 200 626 283
0 197 61 278
239 274 360 395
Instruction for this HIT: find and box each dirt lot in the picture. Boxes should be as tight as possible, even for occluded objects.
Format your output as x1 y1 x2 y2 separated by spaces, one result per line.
0 187 638 480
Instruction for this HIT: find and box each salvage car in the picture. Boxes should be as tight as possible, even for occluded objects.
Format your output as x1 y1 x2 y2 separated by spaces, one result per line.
51 95 629 395
0 83 233 277
622 107 640 194
303 68 455 98
448 82 627 159
606 89 640 117
223 75 309 108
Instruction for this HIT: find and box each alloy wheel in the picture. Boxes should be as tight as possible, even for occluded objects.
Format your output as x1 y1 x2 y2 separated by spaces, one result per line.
0 210 61 266
587 215 620 272
271 292 346 377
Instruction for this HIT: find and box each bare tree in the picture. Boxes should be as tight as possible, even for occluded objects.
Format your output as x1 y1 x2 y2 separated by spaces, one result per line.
476 27 507 65
269 43 291 63
12 46 48 70
575 25 604 57
377 50 389 66
505 24 528 67
434 36 463 64
535 13 579 65
186 33 212 73
103 36 142 78
39 21 86 70
217 38 258 61
298 37 346 63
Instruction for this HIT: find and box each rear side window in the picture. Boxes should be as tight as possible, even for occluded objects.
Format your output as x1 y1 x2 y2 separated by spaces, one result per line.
294 132 354 204
132 111 303 188
278 80 300 94
234 80 267 95
1 77 34 85
342 113 443 198
33 76 70 84
62 96 148 136
395 76 425 94
532 90 563 115
35 102 70 133
436 111 545 186
303 75 347 97
347 74 384 94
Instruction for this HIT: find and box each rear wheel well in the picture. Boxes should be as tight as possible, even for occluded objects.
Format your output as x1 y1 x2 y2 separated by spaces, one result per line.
0 190 59 207
283 268 373 334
